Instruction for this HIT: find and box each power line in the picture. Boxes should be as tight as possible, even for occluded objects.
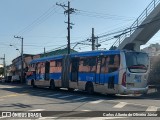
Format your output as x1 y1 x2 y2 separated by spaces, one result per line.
18 6 58 35
16 0 68 35
76 9 135 21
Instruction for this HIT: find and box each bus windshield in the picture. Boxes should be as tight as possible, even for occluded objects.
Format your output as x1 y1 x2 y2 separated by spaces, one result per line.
125 52 149 73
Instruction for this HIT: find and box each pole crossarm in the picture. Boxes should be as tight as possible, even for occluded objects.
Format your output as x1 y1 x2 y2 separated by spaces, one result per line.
56 1 76 54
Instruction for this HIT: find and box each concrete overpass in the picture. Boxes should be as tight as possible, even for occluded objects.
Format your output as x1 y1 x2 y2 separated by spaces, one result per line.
112 0 160 51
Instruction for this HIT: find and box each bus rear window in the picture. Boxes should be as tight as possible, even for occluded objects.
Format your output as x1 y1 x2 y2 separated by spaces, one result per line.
125 52 149 73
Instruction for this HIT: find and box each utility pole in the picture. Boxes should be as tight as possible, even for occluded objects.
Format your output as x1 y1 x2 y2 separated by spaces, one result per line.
90 28 101 50
44 47 46 57
56 1 76 54
14 36 24 83
3 54 6 79
0 54 6 79
92 28 95 51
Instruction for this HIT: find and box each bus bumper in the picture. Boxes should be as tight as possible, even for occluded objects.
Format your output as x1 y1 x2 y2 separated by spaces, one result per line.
120 86 148 94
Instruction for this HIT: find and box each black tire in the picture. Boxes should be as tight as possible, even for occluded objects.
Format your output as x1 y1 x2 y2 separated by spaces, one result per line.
68 88 74 92
50 80 55 90
31 80 36 88
86 83 94 94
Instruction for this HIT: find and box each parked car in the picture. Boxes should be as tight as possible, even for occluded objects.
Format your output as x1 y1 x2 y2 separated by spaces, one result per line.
5 76 12 83
11 75 20 83
0 77 5 82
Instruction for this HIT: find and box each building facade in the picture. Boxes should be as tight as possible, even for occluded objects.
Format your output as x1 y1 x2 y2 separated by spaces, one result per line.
8 48 77 82
142 43 160 84
141 43 160 56
10 54 40 79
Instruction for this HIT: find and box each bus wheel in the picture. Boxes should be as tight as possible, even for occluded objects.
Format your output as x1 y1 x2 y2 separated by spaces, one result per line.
68 88 74 92
31 80 36 88
86 83 94 94
50 80 55 90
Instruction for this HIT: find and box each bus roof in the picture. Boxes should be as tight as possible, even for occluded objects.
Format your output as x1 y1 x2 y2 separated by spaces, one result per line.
29 50 121 64
70 50 120 57
30 55 63 64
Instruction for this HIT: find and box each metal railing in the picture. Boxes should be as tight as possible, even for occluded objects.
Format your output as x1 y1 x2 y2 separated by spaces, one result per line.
112 0 160 48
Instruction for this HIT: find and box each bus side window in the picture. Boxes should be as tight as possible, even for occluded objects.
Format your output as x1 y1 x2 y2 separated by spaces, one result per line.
109 55 114 65
37 63 41 74
101 56 113 73
89 57 96 72
78 57 96 73
50 61 56 73
79 58 90 72
96 57 101 74
101 56 110 73
114 55 120 67
50 60 62 73
108 55 120 73
101 57 106 73
55 60 62 72
79 60 84 72
41 62 45 74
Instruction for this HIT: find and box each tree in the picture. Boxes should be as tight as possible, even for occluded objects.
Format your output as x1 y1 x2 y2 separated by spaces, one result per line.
109 46 117 50
148 56 160 84
0 67 4 76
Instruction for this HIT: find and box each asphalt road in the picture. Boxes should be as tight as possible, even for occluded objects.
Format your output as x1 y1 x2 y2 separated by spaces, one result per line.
0 83 160 120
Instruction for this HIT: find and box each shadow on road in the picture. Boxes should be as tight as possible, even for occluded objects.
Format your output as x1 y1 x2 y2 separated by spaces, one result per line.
0 82 160 101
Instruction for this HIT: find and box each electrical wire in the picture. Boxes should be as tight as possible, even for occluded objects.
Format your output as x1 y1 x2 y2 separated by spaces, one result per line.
76 9 135 21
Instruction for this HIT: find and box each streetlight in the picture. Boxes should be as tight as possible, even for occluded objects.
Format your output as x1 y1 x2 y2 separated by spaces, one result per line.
10 44 21 54
13 36 24 83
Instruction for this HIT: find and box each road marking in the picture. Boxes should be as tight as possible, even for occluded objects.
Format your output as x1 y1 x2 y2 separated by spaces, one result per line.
81 110 91 111
28 109 45 111
89 99 104 104
0 93 26 99
113 102 127 108
73 97 88 101
146 106 158 111
0 86 15 88
47 93 61 97
58 95 73 99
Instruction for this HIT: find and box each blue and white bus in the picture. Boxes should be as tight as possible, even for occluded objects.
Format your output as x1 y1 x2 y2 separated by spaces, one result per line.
26 50 149 95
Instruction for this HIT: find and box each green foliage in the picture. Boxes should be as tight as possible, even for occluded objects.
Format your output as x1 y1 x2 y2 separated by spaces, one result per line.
109 46 117 50
0 67 4 75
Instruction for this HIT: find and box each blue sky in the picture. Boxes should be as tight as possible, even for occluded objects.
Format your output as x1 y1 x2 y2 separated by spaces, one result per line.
0 0 157 65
